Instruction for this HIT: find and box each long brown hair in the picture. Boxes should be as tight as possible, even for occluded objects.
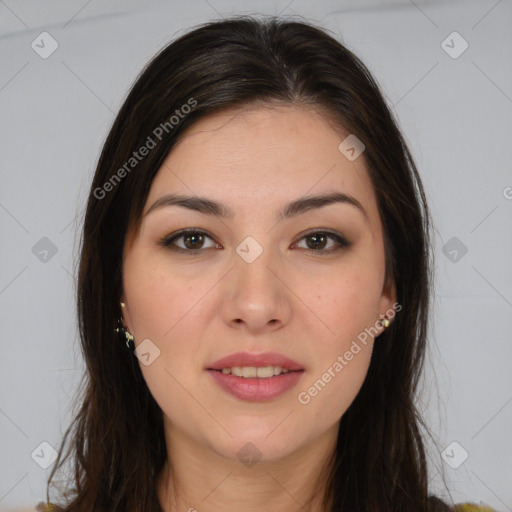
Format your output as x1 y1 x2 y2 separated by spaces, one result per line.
44 15 452 511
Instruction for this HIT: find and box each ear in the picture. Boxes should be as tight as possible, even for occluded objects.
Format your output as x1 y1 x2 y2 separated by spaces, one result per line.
378 273 398 321
119 297 133 331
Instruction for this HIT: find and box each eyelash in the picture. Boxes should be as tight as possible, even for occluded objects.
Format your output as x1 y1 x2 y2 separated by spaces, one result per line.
158 228 351 255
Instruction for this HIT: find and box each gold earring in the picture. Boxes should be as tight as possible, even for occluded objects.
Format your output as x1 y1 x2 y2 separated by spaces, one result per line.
116 303 134 350
379 316 390 328
115 319 135 350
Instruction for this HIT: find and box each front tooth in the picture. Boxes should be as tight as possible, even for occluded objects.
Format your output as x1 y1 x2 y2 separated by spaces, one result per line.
242 366 257 378
222 366 290 377
257 366 275 378
231 367 243 377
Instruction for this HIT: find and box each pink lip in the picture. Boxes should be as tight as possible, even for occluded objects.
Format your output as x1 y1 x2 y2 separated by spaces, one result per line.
207 351 304 371
207 370 304 402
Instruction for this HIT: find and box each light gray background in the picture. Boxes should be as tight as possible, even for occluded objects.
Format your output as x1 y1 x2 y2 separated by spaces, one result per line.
1 0 511 510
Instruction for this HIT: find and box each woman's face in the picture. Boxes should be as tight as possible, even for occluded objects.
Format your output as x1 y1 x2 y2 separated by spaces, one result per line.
121 105 396 463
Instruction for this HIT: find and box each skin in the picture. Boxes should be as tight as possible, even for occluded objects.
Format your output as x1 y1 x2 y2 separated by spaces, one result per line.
121 104 396 512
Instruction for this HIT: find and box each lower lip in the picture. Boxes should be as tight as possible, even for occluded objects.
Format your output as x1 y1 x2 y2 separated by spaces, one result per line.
207 369 304 402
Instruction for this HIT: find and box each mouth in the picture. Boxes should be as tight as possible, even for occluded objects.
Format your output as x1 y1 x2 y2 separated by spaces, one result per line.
207 351 304 373
205 352 305 402
208 366 303 378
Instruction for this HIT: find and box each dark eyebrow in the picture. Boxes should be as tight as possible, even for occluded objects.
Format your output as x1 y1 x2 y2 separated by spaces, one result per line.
280 192 368 223
144 192 368 222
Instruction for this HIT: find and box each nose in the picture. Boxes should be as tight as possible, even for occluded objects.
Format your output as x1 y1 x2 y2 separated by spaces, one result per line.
220 246 292 334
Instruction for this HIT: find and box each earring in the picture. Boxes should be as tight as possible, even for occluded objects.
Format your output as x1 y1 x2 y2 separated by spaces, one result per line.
115 319 135 350
115 304 135 350
379 316 390 328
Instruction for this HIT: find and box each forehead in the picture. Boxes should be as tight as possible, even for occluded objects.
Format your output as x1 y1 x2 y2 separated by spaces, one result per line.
144 105 381 230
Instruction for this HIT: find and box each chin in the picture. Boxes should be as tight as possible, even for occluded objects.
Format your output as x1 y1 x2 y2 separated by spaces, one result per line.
208 423 307 464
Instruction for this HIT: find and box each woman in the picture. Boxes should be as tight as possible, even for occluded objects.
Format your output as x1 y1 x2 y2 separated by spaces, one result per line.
36 15 494 512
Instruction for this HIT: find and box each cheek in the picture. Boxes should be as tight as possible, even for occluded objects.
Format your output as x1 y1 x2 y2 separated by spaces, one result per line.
302 258 383 348
123 246 202 339
292 299 375 442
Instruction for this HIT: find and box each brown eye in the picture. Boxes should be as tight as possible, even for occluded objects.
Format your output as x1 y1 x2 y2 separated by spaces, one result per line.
294 230 351 254
182 232 205 250
159 229 220 253
305 232 329 250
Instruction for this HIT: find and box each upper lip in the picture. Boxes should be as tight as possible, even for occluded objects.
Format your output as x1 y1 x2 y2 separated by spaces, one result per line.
207 351 304 371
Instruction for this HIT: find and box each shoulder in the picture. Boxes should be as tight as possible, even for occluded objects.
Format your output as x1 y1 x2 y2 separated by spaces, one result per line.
454 503 496 512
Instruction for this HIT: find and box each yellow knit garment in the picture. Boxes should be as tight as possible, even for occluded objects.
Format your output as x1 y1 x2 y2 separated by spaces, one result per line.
454 504 495 512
